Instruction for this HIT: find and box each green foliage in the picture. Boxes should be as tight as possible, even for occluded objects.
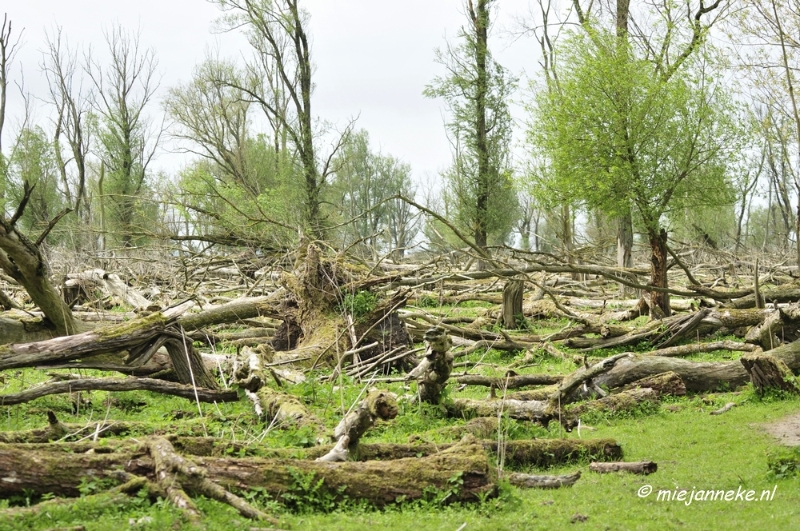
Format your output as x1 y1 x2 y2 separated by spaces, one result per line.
339 290 378 320
529 29 741 237
424 1 518 248
327 129 418 257
767 447 800 480
6 126 66 242
281 468 344 513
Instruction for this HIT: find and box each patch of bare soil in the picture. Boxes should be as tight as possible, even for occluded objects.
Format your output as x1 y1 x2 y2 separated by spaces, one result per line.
762 412 800 446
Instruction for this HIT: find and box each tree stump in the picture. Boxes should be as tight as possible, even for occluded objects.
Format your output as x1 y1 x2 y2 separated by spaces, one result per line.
502 279 524 329
740 353 800 396
407 327 453 404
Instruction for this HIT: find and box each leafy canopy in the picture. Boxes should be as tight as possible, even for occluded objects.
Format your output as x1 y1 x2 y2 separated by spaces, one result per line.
530 29 741 234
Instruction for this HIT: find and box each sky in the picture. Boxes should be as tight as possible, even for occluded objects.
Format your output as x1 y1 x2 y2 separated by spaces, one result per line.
3 0 542 186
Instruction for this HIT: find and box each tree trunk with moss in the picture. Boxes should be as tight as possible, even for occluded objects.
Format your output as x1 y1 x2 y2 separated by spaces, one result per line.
0 439 496 506
0 212 79 336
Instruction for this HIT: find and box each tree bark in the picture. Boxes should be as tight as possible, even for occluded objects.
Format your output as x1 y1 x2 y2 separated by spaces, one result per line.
648 228 671 317
740 353 800 396
0 440 496 506
502 279 524 328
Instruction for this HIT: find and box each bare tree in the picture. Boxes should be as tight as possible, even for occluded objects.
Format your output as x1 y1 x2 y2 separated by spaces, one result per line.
0 13 23 206
87 25 162 247
42 26 92 221
212 0 351 239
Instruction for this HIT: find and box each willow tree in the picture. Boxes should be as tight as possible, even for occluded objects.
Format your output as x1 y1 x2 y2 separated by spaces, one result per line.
212 0 349 240
530 29 740 316
424 0 517 261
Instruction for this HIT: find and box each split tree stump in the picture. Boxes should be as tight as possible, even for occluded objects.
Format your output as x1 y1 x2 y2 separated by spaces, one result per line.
502 279 524 329
740 353 800 396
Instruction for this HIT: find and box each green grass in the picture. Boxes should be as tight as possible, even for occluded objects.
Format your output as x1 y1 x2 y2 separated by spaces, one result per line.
0 341 799 530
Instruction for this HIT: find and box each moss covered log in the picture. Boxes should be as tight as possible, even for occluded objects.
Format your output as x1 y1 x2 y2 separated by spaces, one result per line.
0 440 495 506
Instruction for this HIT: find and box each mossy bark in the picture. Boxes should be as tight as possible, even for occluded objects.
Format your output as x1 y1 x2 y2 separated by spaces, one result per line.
740 353 800 396
0 440 496 506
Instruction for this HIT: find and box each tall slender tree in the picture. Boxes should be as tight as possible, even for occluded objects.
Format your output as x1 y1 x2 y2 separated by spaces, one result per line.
425 0 517 263
87 25 161 247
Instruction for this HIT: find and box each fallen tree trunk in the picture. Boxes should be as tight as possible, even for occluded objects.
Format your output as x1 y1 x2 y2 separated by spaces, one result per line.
0 377 237 406
0 307 218 389
589 461 657 475
740 353 800 396
134 436 626 468
506 470 581 489
0 439 496 506
593 340 800 392
455 374 564 389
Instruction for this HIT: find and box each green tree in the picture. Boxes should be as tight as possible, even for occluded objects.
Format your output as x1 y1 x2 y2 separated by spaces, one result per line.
7 126 66 241
328 130 417 258
88 25 161 248
424 0 517 262
531 29 740 315
165 58 300 247
212 0 349 240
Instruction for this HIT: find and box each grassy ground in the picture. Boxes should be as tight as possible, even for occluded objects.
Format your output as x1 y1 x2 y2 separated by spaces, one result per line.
0 325 798 530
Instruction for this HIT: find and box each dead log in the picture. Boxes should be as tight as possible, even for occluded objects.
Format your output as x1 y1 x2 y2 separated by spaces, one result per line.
407 327 454 404
648 340 758 358
502 279 524 329
566 388 660 417
0 312 56 345
620 371 686 397
0 377 237 406
455 373 564 389
168 436 623 468
744 312 783 351
329 389 398 455
0 306 218 389
247 386 323 431
447 398 553 425
710 402 736 415
724 284 800 309
589 461 657 475
740 353 800 396
593 338 800 392
594 332 800 392
506 470 581 489
593 355 749 392
0 197 80 336
64 269 157 311
0 439 496 506
547 353 631 410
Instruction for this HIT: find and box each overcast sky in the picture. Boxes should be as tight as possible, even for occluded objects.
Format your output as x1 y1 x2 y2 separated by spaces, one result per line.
5 1 541 185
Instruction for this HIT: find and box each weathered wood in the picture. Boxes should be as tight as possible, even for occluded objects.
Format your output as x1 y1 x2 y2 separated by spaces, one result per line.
620 371 686 397
0 440 496 506
455 373 564 389
744 311 784 351
566 388 660 417
64 269 156 311
447 397 552 425
0 208 80 336
332 389 398 450
0 313 171 370
506 470 581 489
407 327 454 404
593 339 800 392
548 353 631 410
648 340 757 358
593 355 750 392
589 461 657 475
724 284 800 309
710 402 736 415
0 377 237 406
502 279 524 329
740 353 800 396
